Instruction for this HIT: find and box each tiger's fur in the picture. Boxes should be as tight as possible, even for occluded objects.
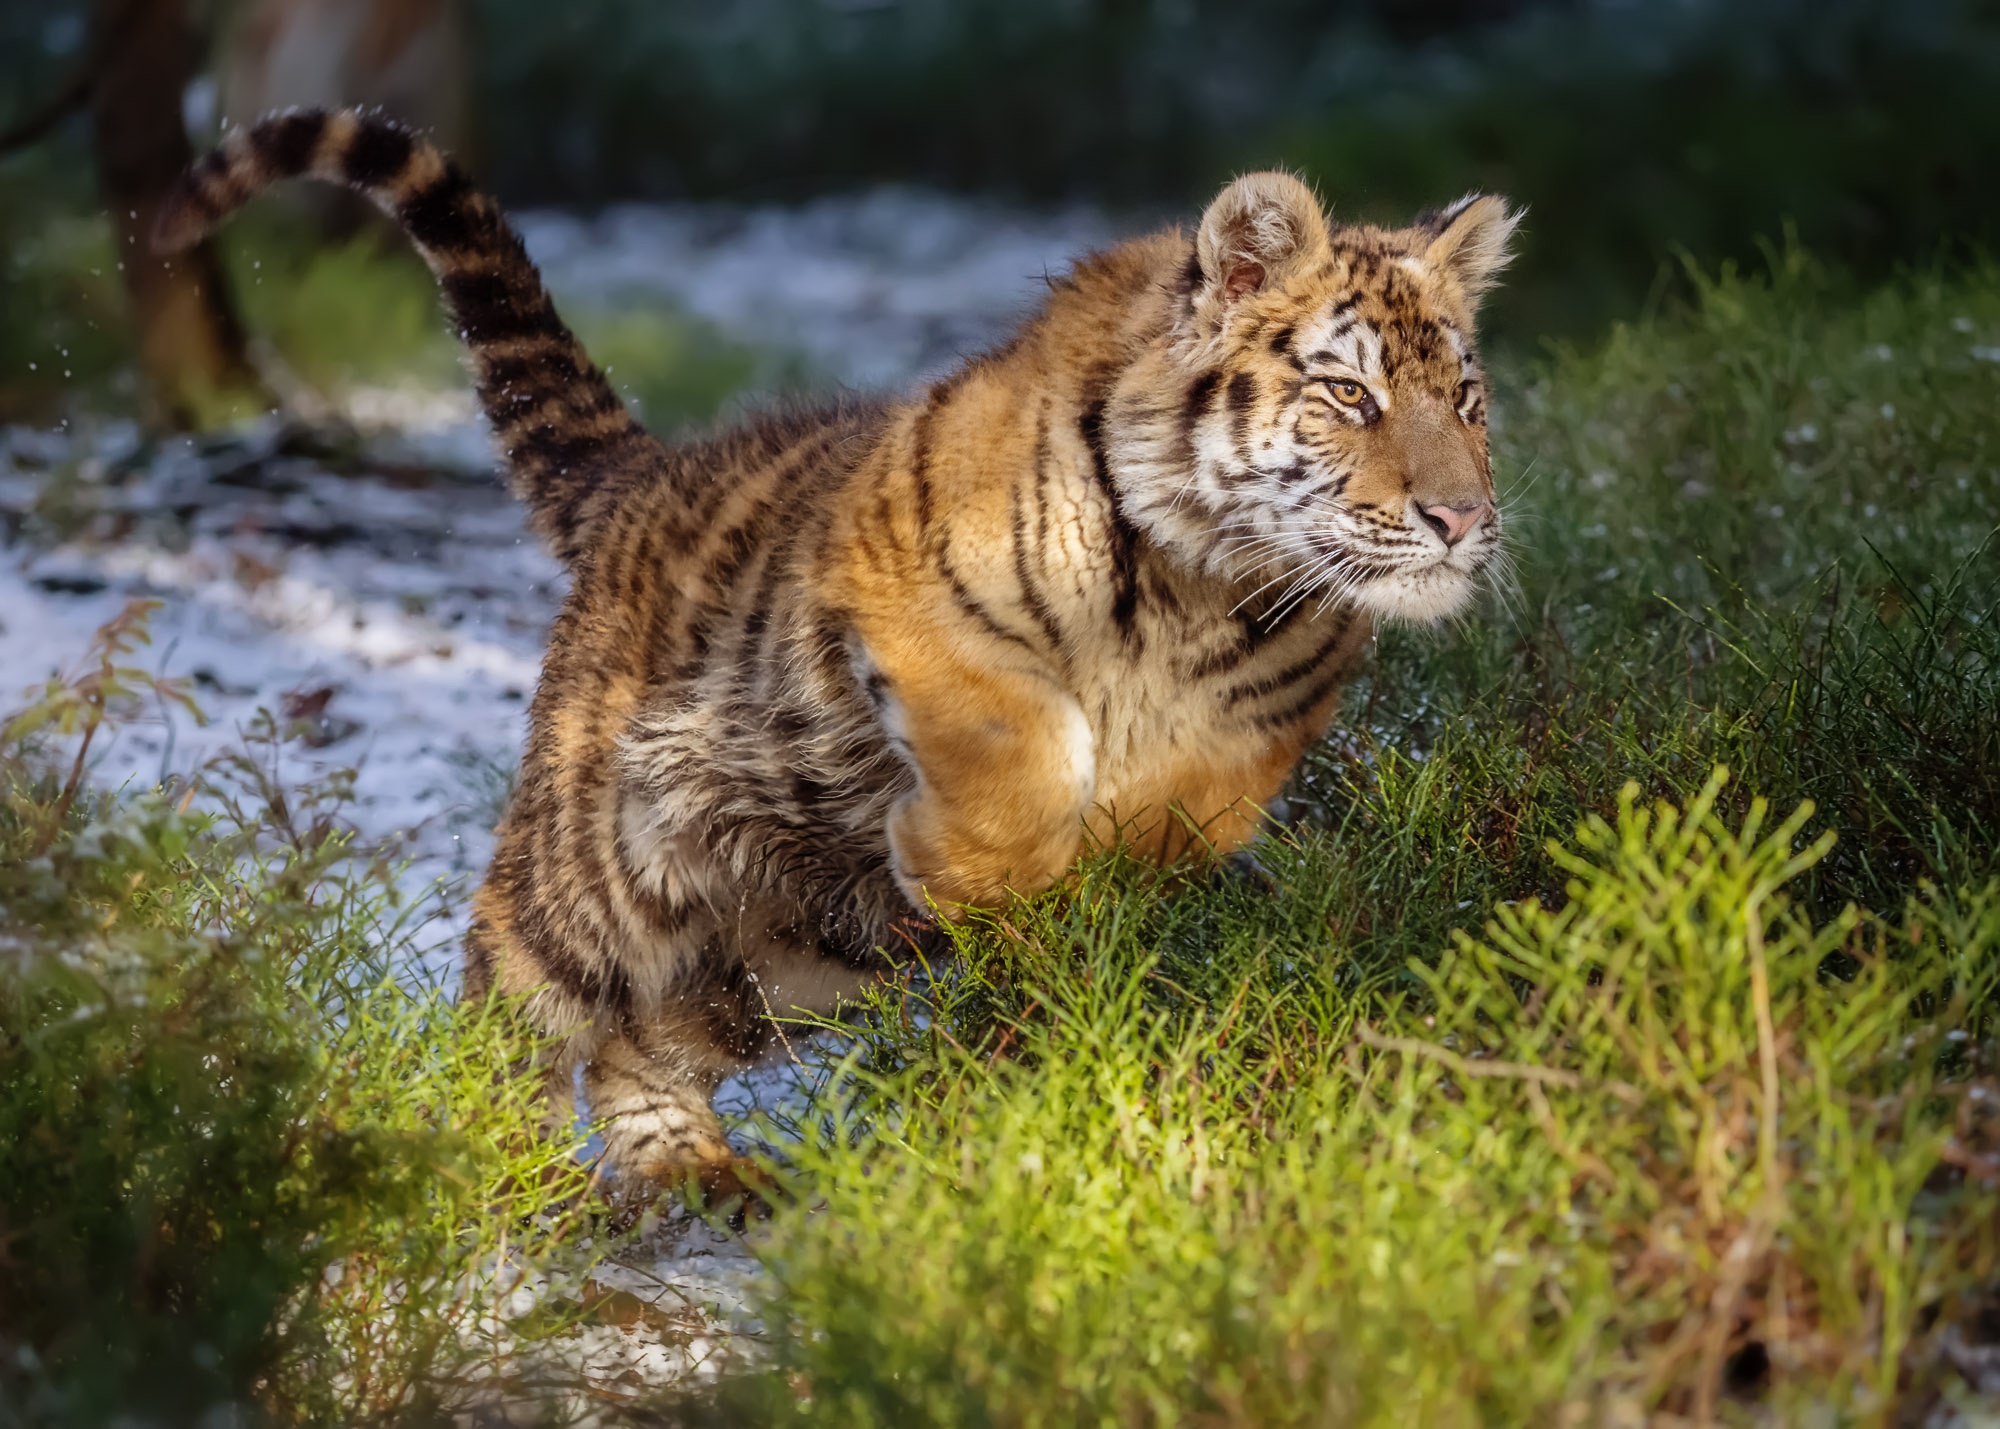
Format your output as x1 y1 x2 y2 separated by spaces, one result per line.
158 110 1518 1195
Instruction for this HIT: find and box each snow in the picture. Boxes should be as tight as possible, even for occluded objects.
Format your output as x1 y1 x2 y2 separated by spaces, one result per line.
0 189 1119 1403
0 416 554 973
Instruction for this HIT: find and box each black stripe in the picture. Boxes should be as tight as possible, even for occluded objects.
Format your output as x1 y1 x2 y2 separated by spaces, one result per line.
1078 389 1141 642
257 111 323 176
509 873 633 1015
1224 617 1353 706
495 384 622 439
1253 665 1350 731
1181 370 1221 462
940 548 1033 652
692 431 835 599
909 404 938 540
1226 371 1258 458
742 532 792 653
622 524 661 613
510 427 623 472
1242 592 1312 646
342 120 413 190
1011 439 1067 657
704 515 766 597
527 472 593 549
398 166 478 251
444 272 567 345
480 346 584 397
1186 633 1253 680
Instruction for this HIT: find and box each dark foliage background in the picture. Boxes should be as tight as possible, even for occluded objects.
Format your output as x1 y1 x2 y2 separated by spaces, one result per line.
3 0 1998 341
466 0 2000 334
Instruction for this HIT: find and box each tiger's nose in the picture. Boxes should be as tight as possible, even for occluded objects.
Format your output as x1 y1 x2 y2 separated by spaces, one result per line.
1418 501 1491 547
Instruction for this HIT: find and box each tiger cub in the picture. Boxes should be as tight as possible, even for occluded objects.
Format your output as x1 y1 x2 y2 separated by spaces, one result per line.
159 110 1517 1199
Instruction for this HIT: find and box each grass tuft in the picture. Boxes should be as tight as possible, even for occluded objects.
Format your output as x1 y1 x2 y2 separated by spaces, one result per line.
681 781 1996 1425
0 606 596 1424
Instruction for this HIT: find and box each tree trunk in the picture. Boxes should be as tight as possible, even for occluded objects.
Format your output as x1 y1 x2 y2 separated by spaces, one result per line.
90 0 269 430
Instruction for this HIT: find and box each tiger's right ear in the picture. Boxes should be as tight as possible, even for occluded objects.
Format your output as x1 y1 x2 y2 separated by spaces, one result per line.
1192 172 1331 323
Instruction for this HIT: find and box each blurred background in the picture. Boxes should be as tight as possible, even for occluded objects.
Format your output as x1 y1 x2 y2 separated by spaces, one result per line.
3 0 1998 433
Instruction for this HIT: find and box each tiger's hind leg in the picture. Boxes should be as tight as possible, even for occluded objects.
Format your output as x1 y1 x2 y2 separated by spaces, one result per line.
582 956 803 1211
585 898 893 1209
466 837 756 1209
582 1025 746 1204
470 806 888 1210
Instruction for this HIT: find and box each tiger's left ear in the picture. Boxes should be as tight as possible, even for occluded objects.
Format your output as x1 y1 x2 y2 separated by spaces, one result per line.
1193 172 1331 322
1421 194 1523 302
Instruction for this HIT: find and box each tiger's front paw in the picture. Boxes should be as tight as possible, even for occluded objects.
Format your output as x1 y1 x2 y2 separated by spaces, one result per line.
886 788 952 912
886 787 1080 916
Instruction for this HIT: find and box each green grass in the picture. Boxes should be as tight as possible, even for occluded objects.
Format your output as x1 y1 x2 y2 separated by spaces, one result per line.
691 795 1996 1425
654 253 2000 1425
0 608 596 1424
3 253 1997 1423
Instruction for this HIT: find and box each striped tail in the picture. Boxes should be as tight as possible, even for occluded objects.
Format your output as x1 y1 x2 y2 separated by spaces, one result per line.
154 107 655 565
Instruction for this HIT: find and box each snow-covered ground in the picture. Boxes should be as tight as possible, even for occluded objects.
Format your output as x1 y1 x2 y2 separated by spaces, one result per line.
0 190 1120 1404
0 417 551 956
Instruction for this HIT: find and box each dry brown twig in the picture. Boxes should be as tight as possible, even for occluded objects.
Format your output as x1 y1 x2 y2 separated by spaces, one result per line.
1351 1020 1645 1105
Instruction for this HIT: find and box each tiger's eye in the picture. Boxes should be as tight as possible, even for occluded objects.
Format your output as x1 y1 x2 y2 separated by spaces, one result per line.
1330 380 1367 405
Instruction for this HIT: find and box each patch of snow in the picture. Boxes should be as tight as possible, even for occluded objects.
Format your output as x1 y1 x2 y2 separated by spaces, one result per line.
0 419 553 974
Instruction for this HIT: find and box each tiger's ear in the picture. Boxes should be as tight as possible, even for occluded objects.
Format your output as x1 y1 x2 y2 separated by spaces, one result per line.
1420 193 1522 302
1193 172 1331 317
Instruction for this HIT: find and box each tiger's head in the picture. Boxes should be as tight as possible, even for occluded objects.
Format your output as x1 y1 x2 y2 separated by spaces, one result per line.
1111 172 1521 624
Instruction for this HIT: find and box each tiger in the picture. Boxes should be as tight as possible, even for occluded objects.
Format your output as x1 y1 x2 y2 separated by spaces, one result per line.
157 108 1517 1202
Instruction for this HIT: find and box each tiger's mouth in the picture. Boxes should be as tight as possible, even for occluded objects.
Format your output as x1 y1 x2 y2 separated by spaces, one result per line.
1351 560 1483 624
1332 522 1501 623
1224 518 1496 626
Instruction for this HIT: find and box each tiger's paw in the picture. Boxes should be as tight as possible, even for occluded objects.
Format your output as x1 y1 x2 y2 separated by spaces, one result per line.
682 1155 782 1227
